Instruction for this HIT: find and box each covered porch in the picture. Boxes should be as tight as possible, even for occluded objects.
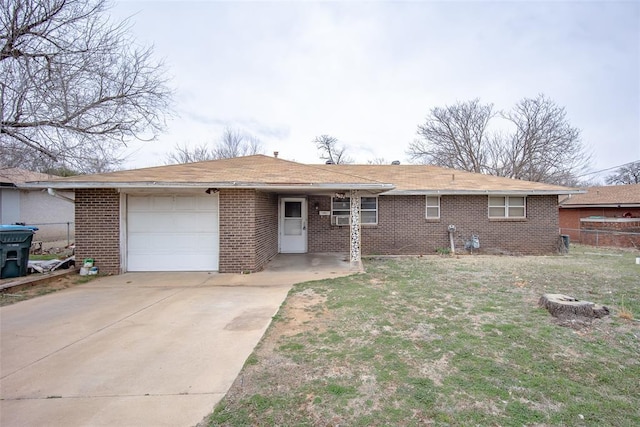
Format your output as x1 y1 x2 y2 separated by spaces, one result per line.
276 189 375 271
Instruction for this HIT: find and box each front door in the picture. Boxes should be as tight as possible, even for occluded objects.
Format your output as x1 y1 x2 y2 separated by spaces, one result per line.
280 198 307 253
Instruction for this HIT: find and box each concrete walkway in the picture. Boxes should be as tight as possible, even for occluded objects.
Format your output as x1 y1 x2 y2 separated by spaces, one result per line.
0 254 353 427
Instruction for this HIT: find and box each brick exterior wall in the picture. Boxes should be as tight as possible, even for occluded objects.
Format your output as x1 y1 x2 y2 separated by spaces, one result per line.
75 188 278 275
76 189 562 275
308 194 560 255
75 188 121 274
559 207 640 242
574 219 640 248
218 189 278 273
254 191 279 270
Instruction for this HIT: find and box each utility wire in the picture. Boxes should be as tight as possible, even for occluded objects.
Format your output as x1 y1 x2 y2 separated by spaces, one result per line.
575 159 639 178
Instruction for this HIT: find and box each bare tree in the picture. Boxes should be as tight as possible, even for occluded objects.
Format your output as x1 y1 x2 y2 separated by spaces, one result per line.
407 99 494 173
500 95 588 185
212 127 263 159
165 127 264 164
0 0 172 172
0 135 124 173
367 157 388 165
165 143 215 164
313 134 352 164
408 95 589 185
605 161 640 185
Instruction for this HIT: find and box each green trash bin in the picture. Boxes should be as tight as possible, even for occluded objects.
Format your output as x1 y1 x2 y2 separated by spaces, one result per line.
1 225 38 279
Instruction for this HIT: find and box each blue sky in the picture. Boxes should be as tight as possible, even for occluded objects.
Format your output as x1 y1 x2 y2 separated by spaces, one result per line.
112 0 640 180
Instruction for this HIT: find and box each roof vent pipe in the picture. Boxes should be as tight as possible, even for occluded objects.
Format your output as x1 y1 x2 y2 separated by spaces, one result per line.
391 160 400 165
273 151 279 158
325 160 334 165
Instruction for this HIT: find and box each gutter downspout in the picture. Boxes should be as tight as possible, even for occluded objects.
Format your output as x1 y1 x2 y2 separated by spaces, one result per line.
558 193 572 205
47 188 75 203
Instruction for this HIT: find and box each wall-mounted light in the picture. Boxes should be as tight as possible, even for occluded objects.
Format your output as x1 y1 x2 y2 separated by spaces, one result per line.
314 202 320 211
205 188 219 194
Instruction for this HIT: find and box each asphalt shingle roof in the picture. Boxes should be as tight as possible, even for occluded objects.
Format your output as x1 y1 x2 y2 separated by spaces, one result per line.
0 168 55 186
24 155 578 194
560 184 640 206
316 164 573 193
39 155 386 185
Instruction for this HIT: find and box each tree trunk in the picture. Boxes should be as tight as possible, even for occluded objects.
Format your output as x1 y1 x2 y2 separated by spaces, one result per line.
538 294 610 319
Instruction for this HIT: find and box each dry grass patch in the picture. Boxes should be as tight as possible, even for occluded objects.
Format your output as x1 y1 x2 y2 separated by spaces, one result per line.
206 245 640 426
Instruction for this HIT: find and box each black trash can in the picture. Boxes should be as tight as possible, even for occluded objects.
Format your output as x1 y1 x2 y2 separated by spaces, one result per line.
561 235 570 253
1 225 37 279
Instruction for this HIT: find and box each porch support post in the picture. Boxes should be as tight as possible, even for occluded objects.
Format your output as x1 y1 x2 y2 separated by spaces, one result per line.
349 189 362 270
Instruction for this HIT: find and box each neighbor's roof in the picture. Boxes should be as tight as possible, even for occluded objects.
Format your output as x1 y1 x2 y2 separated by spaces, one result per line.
23 155 579 195
0 168 55 186
560 184 640 207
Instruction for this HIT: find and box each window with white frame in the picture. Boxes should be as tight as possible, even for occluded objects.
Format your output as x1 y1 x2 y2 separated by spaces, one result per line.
425 196 440 219
331 196 378 225
488 196 526 218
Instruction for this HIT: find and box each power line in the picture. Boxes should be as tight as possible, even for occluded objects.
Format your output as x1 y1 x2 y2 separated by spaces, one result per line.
575 160 639 178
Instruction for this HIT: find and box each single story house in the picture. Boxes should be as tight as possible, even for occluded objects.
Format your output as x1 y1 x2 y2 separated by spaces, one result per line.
25 155 579 274
559 184 640 247
1 168 75 242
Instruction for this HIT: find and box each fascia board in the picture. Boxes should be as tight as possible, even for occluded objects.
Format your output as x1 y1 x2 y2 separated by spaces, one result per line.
21 181 395 192
383 189 585 196
560 203 640 208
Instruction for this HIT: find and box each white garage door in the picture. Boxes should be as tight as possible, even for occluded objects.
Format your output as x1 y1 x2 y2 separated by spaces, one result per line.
127 194 219 271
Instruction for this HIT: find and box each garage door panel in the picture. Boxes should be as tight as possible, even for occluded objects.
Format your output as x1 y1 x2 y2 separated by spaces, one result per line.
196 196 218 210
172 213 218 232
127 195 219 271
128 213 218 236
174 196 199 210
129 233 218 251
152 196 174 210
128 252 218 272
128 196 152 211
191 215 218 230
128 213 171 232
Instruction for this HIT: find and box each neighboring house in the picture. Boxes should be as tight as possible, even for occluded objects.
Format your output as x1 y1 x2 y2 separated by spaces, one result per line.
0 168 75 242
559 184 640 248
24 155 578 274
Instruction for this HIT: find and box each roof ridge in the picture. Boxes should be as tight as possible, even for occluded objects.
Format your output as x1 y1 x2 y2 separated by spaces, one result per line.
299 162 391 185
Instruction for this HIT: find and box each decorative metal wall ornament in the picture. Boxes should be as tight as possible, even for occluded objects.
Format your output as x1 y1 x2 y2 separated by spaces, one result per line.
350 190 361 268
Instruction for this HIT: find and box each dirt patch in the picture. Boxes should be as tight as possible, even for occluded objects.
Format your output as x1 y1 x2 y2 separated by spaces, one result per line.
277 288 330 337
0 272 84 306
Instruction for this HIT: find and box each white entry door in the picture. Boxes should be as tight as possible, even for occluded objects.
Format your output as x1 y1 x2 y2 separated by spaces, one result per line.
280 198 307 253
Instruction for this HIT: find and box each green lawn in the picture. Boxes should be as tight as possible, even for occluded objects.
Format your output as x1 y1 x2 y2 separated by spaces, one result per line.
206 245 639 426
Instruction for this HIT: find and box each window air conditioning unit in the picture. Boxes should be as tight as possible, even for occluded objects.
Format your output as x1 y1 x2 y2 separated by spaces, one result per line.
332 215 350 226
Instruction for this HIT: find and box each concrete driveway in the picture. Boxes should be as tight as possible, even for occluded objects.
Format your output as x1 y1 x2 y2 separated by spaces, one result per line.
0 255 353 426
